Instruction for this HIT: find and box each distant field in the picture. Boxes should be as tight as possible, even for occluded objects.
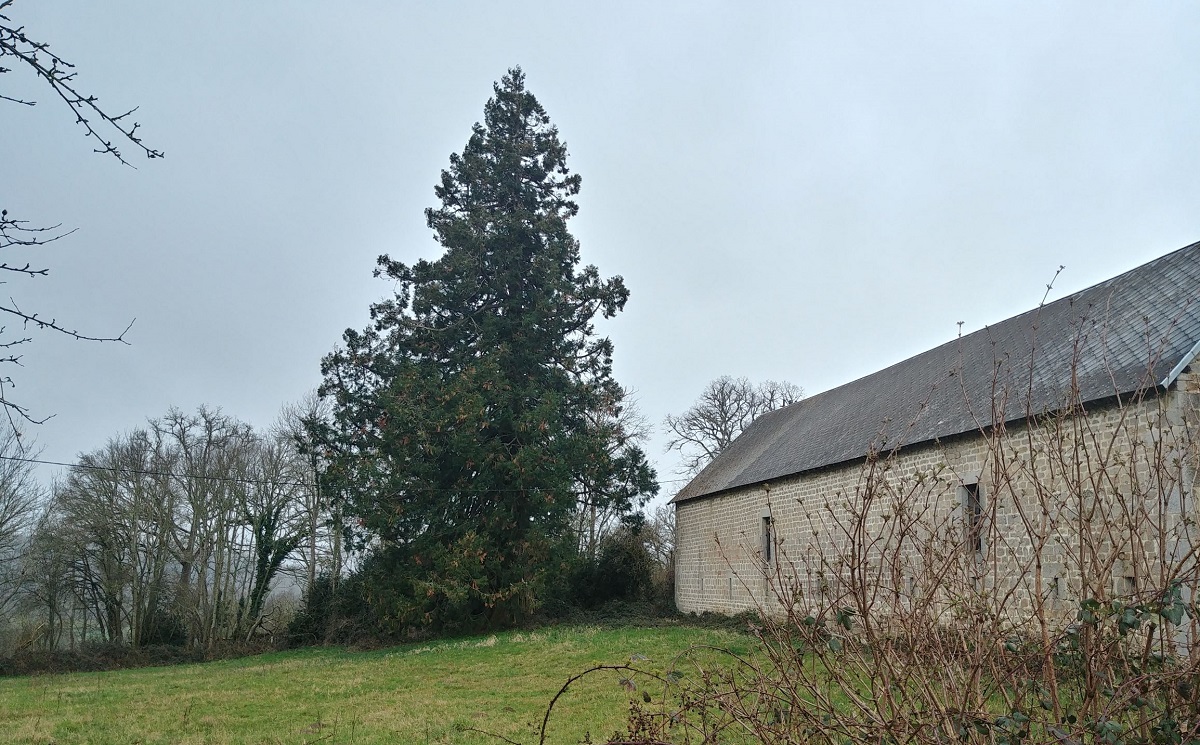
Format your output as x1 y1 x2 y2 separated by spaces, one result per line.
0 625 749 745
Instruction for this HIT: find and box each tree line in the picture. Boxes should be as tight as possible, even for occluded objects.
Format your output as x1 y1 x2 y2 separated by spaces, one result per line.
0 402 340 652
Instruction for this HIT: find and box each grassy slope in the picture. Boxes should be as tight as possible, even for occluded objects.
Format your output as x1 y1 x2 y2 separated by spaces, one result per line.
0 625 749 745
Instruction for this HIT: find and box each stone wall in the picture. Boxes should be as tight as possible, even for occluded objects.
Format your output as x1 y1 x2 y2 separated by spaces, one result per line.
675 376 1200 618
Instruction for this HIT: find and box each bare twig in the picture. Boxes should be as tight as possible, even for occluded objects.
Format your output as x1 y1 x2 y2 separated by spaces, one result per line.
1 4 164 165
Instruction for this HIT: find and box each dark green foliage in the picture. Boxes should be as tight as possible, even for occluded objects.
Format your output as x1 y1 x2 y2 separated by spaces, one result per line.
0 637 290 676
287 569 408 646
320 68 651 632
286 574 341 646
570 527 656 609
0 642 205 676
138 610 188 647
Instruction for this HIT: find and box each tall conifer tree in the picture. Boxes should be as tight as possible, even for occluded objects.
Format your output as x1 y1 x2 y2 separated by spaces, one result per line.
320 68 651 628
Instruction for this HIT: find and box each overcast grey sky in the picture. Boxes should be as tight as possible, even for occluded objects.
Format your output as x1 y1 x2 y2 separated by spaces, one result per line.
5 1 1200 499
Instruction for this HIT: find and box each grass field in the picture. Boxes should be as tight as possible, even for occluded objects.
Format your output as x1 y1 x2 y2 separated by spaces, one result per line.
0 625 750 745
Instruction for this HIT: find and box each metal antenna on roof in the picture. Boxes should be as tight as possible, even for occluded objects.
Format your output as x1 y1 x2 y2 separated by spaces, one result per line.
957 321 964 338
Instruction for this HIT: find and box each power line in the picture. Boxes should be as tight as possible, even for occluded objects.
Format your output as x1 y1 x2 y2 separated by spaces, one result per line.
2 453 313 488
0 453 694 492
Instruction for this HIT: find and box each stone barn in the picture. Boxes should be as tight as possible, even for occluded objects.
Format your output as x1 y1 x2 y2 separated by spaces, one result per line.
673 241 1200 618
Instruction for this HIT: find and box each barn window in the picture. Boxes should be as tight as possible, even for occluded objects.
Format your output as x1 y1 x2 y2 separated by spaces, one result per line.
761 514 773 562
961 482 983 555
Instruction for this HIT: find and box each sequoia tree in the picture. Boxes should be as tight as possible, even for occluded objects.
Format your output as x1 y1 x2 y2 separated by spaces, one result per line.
320 68 648 629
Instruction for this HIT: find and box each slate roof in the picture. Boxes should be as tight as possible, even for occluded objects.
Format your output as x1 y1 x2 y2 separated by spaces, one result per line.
674 241 1200 504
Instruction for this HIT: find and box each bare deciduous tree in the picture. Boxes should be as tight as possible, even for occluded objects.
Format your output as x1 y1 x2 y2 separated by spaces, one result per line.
152 407 255 648
13 405 321 652
664 376 803 475
51 430 178 646
573 387 658 559
230 435 310 641
0 423 40 617
643 501 674 569
275 393 342 594
20 506 75 650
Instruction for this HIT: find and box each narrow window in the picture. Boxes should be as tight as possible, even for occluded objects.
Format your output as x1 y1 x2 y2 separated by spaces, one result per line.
762 515 773 562
962 483 983 555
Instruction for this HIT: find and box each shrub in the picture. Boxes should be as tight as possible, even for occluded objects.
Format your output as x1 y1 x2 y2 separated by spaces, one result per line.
570 527 656 609
138 610 188 647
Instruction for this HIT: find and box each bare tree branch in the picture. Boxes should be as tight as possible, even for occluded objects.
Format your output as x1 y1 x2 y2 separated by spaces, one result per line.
1 3 164 165
0 299 134 344
664 376 803 476
0 1 159 423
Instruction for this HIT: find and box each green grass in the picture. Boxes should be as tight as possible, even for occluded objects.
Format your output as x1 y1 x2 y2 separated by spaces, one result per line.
0 625 749 744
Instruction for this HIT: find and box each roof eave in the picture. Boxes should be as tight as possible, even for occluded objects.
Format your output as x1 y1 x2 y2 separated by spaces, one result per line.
671 378 1188 508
